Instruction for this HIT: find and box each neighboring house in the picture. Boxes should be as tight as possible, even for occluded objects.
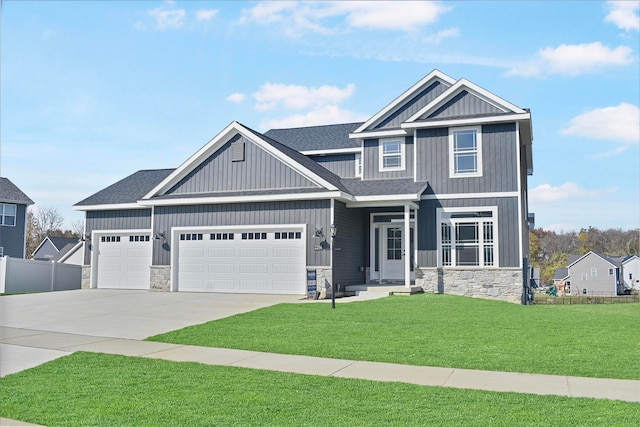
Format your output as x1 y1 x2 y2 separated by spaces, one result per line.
565 252 621 296
621 255 640 290
74 70 534 303
31 236 79 261
0 177 34 258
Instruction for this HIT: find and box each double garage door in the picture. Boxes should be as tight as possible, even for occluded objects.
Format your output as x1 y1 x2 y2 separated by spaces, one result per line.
177 227 306 295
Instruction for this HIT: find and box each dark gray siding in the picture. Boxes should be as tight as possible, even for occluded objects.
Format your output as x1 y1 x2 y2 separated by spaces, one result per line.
152 200 331 266
333 201 366 286
0 204 28 258
417 197 521 268
416 123 518 194
84 209 152 264
374 81 448 130
310 154 356 178
167 134 318 195
363 136 414 180
32 240 57 260
425 90 503 119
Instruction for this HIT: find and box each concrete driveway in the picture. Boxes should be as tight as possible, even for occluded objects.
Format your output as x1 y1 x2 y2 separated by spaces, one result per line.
0 289 302 377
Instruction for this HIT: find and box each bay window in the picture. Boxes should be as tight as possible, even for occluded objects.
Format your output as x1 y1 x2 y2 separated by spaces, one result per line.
439 208 497 267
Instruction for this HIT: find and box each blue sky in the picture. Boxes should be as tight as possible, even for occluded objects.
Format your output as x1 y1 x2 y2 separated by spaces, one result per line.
1 1 638 232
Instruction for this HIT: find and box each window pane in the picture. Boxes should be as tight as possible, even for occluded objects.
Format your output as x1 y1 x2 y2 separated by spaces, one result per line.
4 216 15 226
454 130 476 151
456 246 479 266
455 153 477 173
456 223 478 243
383 155 401 168
3 204 16 215
383 141 401 154
442 245 451 266
484 246 494 266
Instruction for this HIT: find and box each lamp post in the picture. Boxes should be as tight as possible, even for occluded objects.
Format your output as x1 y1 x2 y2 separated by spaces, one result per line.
330 224 337 309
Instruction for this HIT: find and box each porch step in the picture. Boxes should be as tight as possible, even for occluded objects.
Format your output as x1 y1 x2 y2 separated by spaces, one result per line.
344 284 424 297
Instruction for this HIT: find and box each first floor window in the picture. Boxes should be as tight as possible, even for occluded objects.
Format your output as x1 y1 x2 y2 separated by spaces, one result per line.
439 209 495 267
0 204 16 226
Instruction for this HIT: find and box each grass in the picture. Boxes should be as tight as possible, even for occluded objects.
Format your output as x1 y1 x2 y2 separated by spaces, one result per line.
1 352 638 427
148 293 640 380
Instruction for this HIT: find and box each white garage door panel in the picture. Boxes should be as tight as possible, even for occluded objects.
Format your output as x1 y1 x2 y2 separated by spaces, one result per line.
178 228 305 294
96 234 151 290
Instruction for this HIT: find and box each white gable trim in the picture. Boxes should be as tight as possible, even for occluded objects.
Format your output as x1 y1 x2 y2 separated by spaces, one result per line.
567 251 617 269
142 121 338 200
406 78 527 124
401 113 530 129
57 241 83 263
348 129 409 140
353 70 456 134
73 203 147 212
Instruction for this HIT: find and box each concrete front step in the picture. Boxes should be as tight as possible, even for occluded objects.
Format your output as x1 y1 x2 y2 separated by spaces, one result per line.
344 284 424 296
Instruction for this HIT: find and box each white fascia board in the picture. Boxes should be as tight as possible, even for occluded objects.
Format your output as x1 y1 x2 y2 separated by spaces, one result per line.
300 147 361 155
347 200 419 209
421 191 519 200
406 79 527 124
354 194 421 202
57 241 83 263
348 129 408 140
30 236 52 258
401 113 530 129
137 191 344 207
73 203 148 212
353 70 456 134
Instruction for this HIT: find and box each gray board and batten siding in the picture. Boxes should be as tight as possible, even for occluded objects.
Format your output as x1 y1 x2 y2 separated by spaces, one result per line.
363 136 414 180
166 134 319 195
424 90 503 120
417 197 521 268
417 123 518 194
373 80 449 130
332 201 367 286
310 153 356 179
152 200 332 266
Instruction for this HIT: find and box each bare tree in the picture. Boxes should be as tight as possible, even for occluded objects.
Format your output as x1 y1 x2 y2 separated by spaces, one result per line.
25 206 75 257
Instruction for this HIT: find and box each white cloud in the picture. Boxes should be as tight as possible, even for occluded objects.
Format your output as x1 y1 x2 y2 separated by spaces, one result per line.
561 103 640 150
529 182 617 204
196 9 219 21
423 27 460 44
226 93 246 104
149 6 186 30
605 1 640 31
507 42 633 77
239 1 451 36
253 82 356 111
260 105 369 129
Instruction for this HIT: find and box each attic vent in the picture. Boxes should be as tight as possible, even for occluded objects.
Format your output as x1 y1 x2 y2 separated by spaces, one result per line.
232 141 245 162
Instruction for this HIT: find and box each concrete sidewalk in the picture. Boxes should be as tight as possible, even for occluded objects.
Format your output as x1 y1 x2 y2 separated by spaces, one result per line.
2 326 638 403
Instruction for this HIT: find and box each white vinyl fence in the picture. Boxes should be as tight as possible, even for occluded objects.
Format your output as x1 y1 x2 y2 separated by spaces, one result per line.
0 256 81 294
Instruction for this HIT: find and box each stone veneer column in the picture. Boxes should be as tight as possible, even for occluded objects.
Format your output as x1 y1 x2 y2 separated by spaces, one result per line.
150 265 171 292
81 266 91 289
307 267 333 299
415 267 523 304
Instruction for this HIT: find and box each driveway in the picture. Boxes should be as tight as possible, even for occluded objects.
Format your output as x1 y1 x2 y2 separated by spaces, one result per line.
0 289 302 376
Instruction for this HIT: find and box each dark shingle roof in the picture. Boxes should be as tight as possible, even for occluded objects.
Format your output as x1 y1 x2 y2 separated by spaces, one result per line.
340 178 428 197
264 122 363 152
49 236 79 251
0 177 34 205
553 268 569 281
75 169 174 206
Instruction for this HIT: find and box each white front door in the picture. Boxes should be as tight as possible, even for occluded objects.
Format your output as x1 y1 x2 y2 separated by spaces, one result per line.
381 225 404 280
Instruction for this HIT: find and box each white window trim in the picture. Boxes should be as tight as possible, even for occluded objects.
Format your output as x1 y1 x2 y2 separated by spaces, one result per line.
449 126 483 178
0 203 17 227
436 206 498 268
378 138 405 172
355 152 362 178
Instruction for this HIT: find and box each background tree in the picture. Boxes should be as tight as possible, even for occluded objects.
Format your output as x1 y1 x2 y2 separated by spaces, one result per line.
25 206 79 258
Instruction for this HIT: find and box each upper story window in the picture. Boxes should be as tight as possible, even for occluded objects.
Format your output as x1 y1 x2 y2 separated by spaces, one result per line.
355 152 362 177
0 204 17 226
449 126 482 178
379 138 404 171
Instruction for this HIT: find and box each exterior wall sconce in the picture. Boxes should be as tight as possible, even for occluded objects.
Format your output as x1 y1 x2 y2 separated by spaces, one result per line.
80 233 91 242
313 227 324 238
154 231 166 241
330 224 337 238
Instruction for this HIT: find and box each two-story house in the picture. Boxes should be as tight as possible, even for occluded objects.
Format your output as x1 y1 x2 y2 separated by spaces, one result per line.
74 70 534 303
0 178 34 258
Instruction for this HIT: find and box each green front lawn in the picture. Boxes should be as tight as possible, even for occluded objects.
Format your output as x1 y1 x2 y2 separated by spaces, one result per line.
1 352 638 427
148 293 640 380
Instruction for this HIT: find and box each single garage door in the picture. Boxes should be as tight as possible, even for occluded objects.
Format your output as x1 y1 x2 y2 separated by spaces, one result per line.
177 227 306 294
96 233 152 289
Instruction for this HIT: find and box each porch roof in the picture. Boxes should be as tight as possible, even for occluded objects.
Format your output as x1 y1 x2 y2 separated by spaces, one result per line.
340 178 428 198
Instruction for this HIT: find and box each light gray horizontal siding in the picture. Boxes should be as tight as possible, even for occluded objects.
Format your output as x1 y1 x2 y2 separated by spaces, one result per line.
310 154 356 178
363 136 413 180
167 134 318 195
416 123 518 193
152 200 331 266
333 201 366 285
374 81 448 130
425 90 503 119
417 197 521 268
84 209 152 264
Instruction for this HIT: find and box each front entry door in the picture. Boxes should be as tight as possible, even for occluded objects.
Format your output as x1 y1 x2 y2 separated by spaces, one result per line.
381 225 404 280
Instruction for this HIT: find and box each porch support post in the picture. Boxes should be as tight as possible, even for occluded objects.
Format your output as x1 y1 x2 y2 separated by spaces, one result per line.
413 208 418 274
404 204 411 288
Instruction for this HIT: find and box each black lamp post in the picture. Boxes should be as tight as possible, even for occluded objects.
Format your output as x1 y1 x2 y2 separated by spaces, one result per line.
330 224 337 309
